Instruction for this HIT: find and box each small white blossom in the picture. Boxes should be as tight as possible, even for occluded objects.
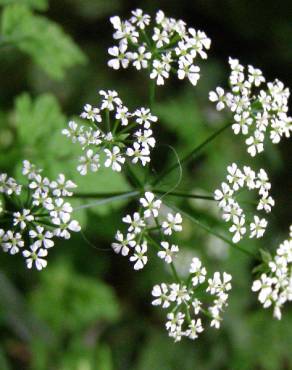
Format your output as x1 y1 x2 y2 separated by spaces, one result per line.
158 241 179 264
250 216 268 238
130 242 148 270
152 283 171 308
104 146 125 172
13 209 34 230
111 231 136 256
162 213 183 235
189 257 207 286
80 104 102 122
229 215 246 243
22 244 48 271
139 191 161 218
108 43 132 70
122 212 145 234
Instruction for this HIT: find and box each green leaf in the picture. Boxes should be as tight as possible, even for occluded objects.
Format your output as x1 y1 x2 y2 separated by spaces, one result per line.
29 262 120 336
15 93 66 150
1 4 86 79
0 0 47 11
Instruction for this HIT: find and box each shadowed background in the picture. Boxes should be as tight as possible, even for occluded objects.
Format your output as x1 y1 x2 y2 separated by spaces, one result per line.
0 0 291 369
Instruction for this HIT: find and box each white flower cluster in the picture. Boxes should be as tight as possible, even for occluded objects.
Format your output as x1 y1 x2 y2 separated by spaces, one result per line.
108 9 211 86
112 191 182 270
0 161 81 270
209 58 292 156
214 163 274 243
252 225 292 320
152 257 232 342
62 90 157 175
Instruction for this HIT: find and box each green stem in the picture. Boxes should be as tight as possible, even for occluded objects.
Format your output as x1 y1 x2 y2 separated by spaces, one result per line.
126 163 144 189
141 30 152 49
73 191 139 211
105 109 110 131
153 190 215 201
146 233 181 284
152 122 232 186
70 191 133 199
170 262 181 284
166 202 257 259
149 79 156 109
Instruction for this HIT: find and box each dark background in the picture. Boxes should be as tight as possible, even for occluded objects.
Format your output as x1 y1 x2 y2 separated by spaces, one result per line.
0 0 291 369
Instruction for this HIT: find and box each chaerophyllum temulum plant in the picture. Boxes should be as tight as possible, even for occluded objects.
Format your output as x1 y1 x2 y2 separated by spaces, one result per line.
0 8 291 343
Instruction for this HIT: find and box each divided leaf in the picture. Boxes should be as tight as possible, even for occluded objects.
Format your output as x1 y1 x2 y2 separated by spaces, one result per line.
1 4 86 79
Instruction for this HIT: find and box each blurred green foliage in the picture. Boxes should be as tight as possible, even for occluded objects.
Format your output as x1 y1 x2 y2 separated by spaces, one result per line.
0 0 291 369
1 4 85 79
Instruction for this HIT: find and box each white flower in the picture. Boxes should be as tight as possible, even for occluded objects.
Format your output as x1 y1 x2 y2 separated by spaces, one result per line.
130 242 148 270
252 274 276 308
29 174 50 195
80 104 102 122
13 209 34 230
229 215 246 243
52 212 81 240
2 231 24 254
62 120 80 143
110 16 139 44
108 43 132 70
177 59 200 86
192 299 202 315
134 108 157 129
246 130 264 157
166 311 185 335
250 216 268 238
242 166 256 190
226 163 244 191
185 318 204 340
232 111 252 135
50 174 77 197
134 129 156 148
257 193 275 213
126 142 150 166
132 46 151 70
207 271 232 296
111 231 135 256
222 202 243 222
0 173 22 195
104 146 125 172
99 90 122 111
215 164 274 243
22 160 42 180
189 257 207 286
152 283 170 308
122 212 145 234
44 198 72 219
152 27 169 48
248 65 265 86
150 59 170 85
162 213 182 235
22 244 48 271
77 149 100 175
29 226 54 249
209 87 226 111
255 168 271 196
130 9 151 29
169 284 190 305
214 182 234 208
139 191 161 218
209 306 222 329
158 242 179 264
115 106 130 126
